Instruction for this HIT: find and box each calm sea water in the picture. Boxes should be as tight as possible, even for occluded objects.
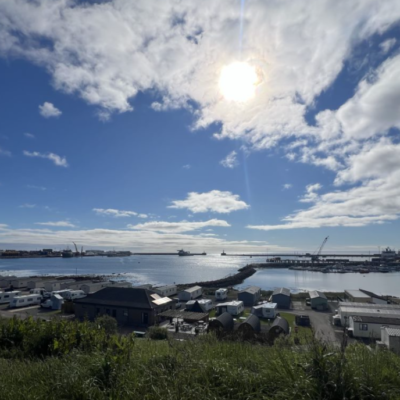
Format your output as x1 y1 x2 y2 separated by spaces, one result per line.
0 255 399 296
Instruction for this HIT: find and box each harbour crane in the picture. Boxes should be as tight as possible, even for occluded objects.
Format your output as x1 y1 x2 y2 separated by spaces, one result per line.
73 242 80 256
311 236 329 262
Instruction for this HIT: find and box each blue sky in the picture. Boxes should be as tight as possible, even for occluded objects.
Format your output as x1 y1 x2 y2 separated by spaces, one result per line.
1 1 400 252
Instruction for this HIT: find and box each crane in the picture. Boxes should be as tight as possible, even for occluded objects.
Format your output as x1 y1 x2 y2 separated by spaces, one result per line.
311 236 329 262
73 242 79 256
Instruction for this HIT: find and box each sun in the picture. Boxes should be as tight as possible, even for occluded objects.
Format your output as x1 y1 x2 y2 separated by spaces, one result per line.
219 62 259 102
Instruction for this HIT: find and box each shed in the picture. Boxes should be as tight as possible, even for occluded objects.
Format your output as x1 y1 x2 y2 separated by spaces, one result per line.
51 294 64 310
208 312 234 333
178 286 202 301
268 317 290 341
271 288 291 309
379 327 400 354
345 290 372 303
238 286 261 306
238 314 261 338
309 290 328 311
348 315 400 339
153 285 177 297
251 303 277 319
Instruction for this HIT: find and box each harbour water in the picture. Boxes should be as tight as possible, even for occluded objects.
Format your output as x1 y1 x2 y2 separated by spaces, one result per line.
0 255 399 296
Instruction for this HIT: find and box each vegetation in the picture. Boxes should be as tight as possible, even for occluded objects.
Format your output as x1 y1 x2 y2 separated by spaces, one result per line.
0 316 399 399
147 326 169 340
95 315 118 335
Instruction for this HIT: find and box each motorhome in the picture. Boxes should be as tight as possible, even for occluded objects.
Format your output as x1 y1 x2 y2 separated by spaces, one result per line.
215 288 228 301
9 295 42 308
59 290 86 301
0 291 21 304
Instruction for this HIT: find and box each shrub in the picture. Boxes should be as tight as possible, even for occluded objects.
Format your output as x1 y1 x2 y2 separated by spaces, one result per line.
147 326 169 340
95 315 118 335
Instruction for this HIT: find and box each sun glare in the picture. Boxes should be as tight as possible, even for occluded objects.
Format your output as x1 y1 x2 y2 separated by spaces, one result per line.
219 62 258 102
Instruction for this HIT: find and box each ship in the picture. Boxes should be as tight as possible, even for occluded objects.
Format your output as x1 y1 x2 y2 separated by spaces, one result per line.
62 249 74 258
221 250 226 256
178 249 193 256
201 251 207 255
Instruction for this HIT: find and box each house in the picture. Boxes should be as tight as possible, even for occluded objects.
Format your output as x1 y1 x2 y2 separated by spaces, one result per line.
334 302 400 327
238 286 261 306
348 315 400 339
251 303 277 319
186 299 213 312
215 288 228 301
74 287 174 327
208 312 234 333
379 327 400 354
215 301 244 316
309 290 328 311
238 314 261 338
178 286 202 301
359 289 388 304
44 279 75 292
153 285 177 297
344 290 372 303
268 317 289 341
271 287 291 309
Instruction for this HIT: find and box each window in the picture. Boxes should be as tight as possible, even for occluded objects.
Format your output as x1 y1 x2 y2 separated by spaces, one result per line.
359 324 368 331
20 300 25 303
28 299 33 302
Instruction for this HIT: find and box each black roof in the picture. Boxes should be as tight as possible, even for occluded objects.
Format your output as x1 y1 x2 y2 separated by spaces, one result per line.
359 288 387 302
74 287 158 309
272 287 291 297
270 317 289 334
239 314 261 332
215 312 234 330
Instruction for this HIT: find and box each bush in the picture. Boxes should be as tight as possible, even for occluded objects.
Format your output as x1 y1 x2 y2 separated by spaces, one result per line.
147 326 169 340
95 315 118 335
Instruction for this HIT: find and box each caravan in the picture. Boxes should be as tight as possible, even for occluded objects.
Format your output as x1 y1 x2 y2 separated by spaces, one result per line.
10 295 42 308
0 291 21 304
58 290 86 301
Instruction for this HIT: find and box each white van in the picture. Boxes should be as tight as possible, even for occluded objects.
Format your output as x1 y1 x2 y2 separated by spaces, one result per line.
0 291 21 304
10 294 42 308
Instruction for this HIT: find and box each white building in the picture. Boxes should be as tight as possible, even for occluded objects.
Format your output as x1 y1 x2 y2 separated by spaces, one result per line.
44 279 75 292
178 286 202 301
335 302 400 326
251 303 277 319
153 285 177 297
215 301 244 316
348 316 400 339
215 288 228 301
379 327 400 354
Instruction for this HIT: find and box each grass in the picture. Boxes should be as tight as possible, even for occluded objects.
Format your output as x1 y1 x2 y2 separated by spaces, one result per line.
0 316 399 399
279 312 313 344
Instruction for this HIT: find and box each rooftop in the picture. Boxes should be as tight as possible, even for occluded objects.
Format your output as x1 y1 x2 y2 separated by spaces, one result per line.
253 303 277 309
343 307 400 317
339 302 400 310
351 315 400 325
345 290 371 299
216 301 243 307
239 286 261 295
309 290 327 300
272 287 291 297
184 286 202 293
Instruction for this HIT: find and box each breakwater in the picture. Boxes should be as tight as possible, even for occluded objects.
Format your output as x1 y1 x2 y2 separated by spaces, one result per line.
183 265 256 288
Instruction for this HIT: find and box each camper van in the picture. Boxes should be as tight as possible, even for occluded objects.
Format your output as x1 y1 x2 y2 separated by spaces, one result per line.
9 295 42 308
215 288 228 301
0 291 21 304
60 290 86 301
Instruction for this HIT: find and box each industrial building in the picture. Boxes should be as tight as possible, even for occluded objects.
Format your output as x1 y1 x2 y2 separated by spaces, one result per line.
178 286 202 301
251 303 277 319
348 316 400 339
378 327 400 354
271 287 291 309
334 302 400 326
308 290 328 311
74 287 174 327
153 285 177 297
344 290 372 303
238 286 261 306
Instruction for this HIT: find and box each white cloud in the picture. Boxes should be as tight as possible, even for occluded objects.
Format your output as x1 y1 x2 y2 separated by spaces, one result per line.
380 38 396 54
23 151 68 167
169 190 249 213
19 204 36 208
300 183 322 203
128 219 230 233
24 132 35 139
220 151 238 169
283 184 292 190
35 221 75 227
93 208 147 218
182 164 191 169
27 185 46 191
0 224 8 229
39 102 62 118
0 147 11 157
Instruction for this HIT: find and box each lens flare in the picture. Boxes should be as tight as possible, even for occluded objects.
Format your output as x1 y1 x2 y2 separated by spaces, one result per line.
219 62 259 102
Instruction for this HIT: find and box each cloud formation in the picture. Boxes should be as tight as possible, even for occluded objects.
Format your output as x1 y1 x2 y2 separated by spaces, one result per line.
0 147 11 157
93 208 148 218
128 219 230 233
220 151 238 168
35 221 75 227
19 204 36 208
24 133 35 139
23 151 68 167
169 190 249 214
39 102 62 118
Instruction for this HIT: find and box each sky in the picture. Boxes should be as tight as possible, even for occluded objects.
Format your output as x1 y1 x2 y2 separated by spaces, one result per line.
1 0 400 253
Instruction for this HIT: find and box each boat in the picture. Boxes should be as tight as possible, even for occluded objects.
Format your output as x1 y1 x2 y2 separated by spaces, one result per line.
201 251 207 256
62 249 74 258
221 250 227 256
178 249 193 256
